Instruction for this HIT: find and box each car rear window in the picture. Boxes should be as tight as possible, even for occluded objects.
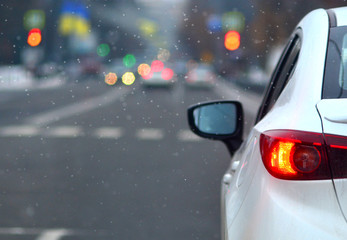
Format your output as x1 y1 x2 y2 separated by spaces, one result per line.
323 26 347 98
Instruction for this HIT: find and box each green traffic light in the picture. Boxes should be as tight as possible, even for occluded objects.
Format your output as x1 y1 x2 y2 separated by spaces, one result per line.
123 54 136 68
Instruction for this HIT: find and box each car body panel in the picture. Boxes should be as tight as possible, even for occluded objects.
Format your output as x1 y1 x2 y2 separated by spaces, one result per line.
228 156 347 239
317 99 347 221
333 7 347 26
257 8 328 133
223 8 347 239
221 133 259 240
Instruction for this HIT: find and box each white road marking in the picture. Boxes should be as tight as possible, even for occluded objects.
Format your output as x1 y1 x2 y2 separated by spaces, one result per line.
0 126 201 142
0 125 40 137
0 228 72 239
0 227 42 235
44 126 83 138
136 128 164 140
177 130 202 142
36 229 71 240
0 227 108 239
26 87 130 126
94 127 123 139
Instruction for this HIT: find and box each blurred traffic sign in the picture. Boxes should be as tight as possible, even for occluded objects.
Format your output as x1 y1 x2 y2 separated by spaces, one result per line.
58 0 90 37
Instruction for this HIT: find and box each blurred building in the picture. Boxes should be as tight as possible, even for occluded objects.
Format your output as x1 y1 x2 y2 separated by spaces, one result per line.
178 0 347 77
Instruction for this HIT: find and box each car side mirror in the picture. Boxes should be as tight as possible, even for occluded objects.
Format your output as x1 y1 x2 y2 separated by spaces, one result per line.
187 101 244 154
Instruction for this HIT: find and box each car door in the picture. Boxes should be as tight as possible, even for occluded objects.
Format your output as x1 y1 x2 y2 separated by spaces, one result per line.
221 31 302 240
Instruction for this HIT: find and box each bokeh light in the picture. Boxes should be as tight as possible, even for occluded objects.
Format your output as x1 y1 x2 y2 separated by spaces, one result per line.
105 72 117 85
222 11 245 33
138 19 158 36
207 14 222 33
23 10 46 31
142 71 153 80
27 28 42 47
138 63 151 76
122 72 136 85
97 44 110 57
224 31 240 51
123 54 136 68
161 68 174 81
157 49 170 62
151 60 164 72
201 51 214 63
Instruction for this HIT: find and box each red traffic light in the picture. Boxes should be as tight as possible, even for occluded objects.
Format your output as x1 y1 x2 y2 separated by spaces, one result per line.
27 28 42 47
224 30 240 51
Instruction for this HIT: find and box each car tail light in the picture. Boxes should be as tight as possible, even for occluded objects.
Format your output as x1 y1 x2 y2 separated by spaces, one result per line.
260 130 331 180
143 71 153 80
325 134 347 178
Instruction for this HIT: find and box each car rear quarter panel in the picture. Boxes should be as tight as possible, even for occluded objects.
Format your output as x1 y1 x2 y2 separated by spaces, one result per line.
228 153 347 239
257 8 328 134
316 99 347 224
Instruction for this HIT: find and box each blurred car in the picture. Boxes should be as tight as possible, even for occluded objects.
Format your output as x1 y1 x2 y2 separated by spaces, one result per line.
235 65 269 94
80 56 103 77
185 64 216 88
187 7 347 240
141 71 176 88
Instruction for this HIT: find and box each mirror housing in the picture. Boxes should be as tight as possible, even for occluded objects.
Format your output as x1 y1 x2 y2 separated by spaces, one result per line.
187 100 244 154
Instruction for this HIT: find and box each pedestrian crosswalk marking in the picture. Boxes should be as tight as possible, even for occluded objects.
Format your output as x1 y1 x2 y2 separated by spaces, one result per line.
94 127 123 139
177 130 202 141
0 125 40 137
44 126 84 138
135 128 164 140
0 125 202 142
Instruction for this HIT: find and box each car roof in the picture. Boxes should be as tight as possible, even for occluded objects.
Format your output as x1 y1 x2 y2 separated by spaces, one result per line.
331 6 347 27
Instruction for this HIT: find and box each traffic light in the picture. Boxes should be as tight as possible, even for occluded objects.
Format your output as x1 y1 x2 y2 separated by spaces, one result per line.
224 30 240 51
27 28 42 47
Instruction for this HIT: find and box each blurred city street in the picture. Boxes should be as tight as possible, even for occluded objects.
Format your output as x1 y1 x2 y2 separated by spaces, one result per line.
0 78 261 240
0 0 346 239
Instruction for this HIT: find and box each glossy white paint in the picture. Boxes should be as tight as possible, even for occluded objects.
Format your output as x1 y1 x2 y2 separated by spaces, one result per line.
317 99 347 223
332 7 347 26
221 7 347 240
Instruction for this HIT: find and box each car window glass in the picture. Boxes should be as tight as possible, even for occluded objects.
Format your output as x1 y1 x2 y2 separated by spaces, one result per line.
256 34 301 122
323 26 347 98
339 34 347 89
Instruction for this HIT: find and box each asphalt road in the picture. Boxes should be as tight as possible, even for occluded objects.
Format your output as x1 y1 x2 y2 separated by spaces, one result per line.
0 78 262 240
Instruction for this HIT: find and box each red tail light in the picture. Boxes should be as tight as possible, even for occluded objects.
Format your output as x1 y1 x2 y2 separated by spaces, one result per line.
325 134 347 178
260 130 331 180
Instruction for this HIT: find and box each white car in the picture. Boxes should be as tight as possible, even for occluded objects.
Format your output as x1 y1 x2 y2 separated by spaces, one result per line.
185 64 216 88
188 7 347 240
